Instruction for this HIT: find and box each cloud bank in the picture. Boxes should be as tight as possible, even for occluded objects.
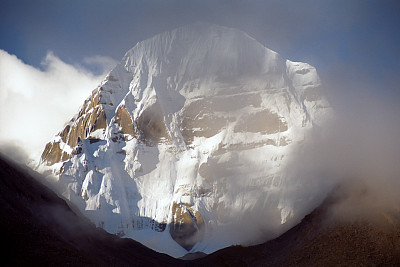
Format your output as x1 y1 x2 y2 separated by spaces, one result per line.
282 83 400 226
216 79 400 248
0 49 117 163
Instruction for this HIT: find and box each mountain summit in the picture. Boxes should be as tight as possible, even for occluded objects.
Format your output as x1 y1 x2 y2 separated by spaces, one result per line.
38 23 330 257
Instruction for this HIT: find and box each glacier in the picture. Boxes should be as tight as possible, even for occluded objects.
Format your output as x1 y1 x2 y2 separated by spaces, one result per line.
37 22 331 257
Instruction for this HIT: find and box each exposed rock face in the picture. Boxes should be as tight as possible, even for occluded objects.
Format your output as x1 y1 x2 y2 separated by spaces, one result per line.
233 109 287 134
37 23 330 257
115 105 136 138
41 141 69 166
170 202 205 251
180 98 228 145
41 90 107 165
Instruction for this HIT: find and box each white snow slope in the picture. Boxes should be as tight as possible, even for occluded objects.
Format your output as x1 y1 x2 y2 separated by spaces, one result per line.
37 23 331 257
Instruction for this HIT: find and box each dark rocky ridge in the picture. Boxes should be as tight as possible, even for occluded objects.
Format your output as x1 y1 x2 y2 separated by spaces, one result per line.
0 155 180 266
192 181 400 266
2 153 400 265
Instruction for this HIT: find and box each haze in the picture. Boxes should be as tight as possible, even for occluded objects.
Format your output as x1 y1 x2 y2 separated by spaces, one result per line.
1 0 399 162
0 0 399 256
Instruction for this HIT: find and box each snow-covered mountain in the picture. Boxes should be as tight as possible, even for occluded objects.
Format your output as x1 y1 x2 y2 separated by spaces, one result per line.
37 22 330 257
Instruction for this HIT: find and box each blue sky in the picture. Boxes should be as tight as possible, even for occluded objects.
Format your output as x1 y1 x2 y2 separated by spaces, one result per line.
0 0 400 160
1 2 400 250
1 0 399 92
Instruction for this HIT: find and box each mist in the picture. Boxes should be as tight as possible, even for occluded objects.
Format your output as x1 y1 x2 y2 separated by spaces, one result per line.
0 49 117 162
282 82 400 225
1 0 399 255
199 78 400 250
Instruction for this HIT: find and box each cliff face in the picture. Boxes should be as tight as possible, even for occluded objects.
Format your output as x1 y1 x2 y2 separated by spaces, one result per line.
41 86 109 165
38 23 330 257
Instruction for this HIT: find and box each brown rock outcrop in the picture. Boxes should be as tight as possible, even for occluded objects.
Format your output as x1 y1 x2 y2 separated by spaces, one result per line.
169 202 205 251
234 109 287 134
114 105 136 137
41 142 69 166
41 90 107 165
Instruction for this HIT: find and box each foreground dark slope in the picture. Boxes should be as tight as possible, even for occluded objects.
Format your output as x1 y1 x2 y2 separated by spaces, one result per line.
194 181 400 266
1 153 400 266
0 155 181 266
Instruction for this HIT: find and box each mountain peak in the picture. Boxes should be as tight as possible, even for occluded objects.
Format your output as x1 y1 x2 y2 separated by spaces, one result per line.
122 22 279 86
37 24 330 257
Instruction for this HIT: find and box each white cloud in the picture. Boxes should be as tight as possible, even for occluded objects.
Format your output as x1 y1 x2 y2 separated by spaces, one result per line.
0 49 117 162
83 55 118 74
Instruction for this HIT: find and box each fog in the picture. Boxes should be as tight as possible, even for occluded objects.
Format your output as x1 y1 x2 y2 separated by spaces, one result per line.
1 1 399 255
284 83 400 224
209 82 400 249
0 50 117 161
2 36 399 255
